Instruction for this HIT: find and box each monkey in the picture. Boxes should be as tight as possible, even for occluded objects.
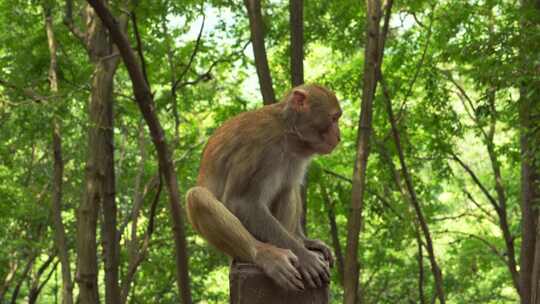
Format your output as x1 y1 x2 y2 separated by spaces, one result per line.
186 84 341 291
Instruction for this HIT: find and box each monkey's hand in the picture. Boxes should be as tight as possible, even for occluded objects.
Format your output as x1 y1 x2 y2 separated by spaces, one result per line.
254 243 305 291
304 239 334 267
295 248 331 289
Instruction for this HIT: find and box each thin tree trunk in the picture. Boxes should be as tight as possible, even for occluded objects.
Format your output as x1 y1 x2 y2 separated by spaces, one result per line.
28 255 57 304
520 88 537 304
343 1 383 303
121 180 161 304
447 74 521 292
162 16 180 142
0 260 18 301
485 87 520 296
44 5 74 304
73 3 122 303
28 261 59 304
520 1 540 303
120 129 147 304
84 1 193 303
520 84 538 303
321 185 344 285
290 0 304 87
244 0 275 104
10 255 36 304
300 180 308 234
289 0 309 233
99 52 121 304
379 75 445 303
417 232 426 304
120 129 162 304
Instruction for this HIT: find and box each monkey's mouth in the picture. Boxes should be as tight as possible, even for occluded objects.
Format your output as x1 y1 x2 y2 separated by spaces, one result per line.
314 141 337 154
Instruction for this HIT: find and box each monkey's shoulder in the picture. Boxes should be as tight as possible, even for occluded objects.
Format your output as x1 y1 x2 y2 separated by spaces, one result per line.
200 105 285 172
209 106 284 147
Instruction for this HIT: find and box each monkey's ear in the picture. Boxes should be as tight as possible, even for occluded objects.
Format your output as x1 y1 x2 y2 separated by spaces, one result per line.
289 89 309 112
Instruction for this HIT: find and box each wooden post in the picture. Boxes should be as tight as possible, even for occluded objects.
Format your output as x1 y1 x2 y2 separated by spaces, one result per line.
230 262 329 304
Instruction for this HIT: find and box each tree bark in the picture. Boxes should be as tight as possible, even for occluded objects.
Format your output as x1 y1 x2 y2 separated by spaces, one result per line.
230 262 329 304
290 0 304 87
120 131 162 304
320 185 344 285
484 92 520 291
28 261 59 304
84 1 193 303
72 3 122 304
28 255 57 304
244 0 276 104
0 260 18 302
520 74 540 304
9 255 36 304
289 0 309 234
417 232 426 304
120 127 147 304
44 4 74 304
343 1 383 303
519 1 540 303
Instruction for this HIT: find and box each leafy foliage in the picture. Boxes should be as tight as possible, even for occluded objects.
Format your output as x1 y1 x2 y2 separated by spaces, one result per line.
0 0 536 303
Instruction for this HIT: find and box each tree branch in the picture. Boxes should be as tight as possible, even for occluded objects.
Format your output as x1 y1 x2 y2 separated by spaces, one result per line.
131 11 150 86
84 1 192 302
172 40 250 91
172 14 206 92
450 152 501 213
462 188 497 223
63 0 86 46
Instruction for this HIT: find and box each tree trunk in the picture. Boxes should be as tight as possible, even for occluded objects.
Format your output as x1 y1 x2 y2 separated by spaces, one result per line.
75 3 122 304
0 260 18 302
289 0 309 234
520 76 540 304
28 255 57 304
519 1 540 303
28 262 58 304
320 185 344 285
244 0 276 104
10 255 36 304
44 5 74 304
343 1 382 304
417 232 426 304
379 75 445 303
484 89 520 292
290 0 304 87
84 1 193 303
120 127 148 304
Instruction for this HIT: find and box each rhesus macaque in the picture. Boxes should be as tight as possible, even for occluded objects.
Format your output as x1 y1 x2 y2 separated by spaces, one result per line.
186 84 341 291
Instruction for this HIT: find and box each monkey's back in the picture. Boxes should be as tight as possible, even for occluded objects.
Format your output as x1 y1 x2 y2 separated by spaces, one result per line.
197 102 288 202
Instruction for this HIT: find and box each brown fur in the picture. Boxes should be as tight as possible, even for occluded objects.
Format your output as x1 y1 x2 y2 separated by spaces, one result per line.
186 84 341 291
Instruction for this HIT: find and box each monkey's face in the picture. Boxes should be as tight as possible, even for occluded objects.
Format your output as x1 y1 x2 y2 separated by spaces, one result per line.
305 106 341 155
288 87 342 155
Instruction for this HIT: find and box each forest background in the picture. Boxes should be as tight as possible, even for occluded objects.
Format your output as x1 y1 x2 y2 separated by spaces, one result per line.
1 0 540 303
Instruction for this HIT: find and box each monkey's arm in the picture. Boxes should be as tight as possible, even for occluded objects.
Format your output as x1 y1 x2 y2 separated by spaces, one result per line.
230 193 330 288
186 186 305 291
230 198 306 254
289 187 335 266
232 198 331 286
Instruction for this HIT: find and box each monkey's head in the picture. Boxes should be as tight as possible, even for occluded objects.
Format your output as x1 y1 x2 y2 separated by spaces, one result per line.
285 85 342 155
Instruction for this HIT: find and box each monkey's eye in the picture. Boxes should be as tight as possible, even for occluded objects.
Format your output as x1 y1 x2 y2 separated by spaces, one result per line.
331 112 341 122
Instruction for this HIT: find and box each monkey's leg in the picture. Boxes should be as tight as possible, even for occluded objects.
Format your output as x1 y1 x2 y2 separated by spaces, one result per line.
186 186 304 290
186 186 259 261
